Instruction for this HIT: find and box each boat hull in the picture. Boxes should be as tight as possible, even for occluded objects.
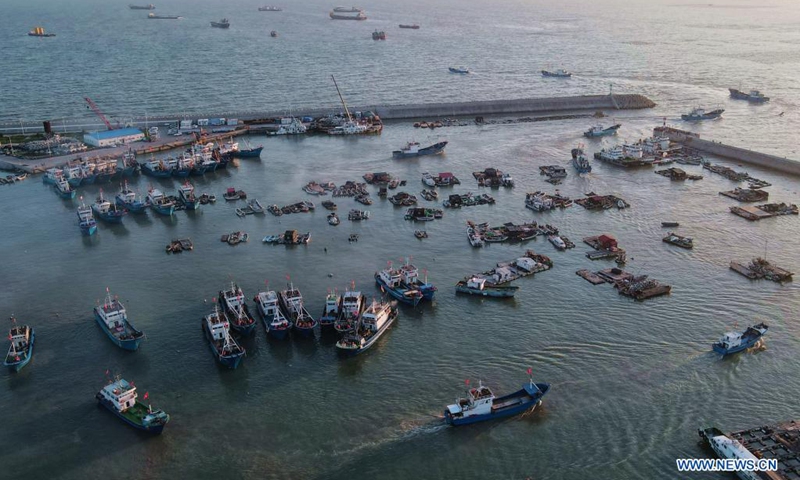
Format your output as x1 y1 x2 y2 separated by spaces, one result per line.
93 311 143 351
202 320 244 369
92 208 127 224
455 285 518 298
336 311 396 357
235 147 263 158
150 204 175 216
80 224 98 236
96 396 166 434
58 189 77 199
445 383 550 426
4 330 34 372
141 164 173 178
116 197 148 214
712 336 764 355
374 274 422 306
293 324 316 337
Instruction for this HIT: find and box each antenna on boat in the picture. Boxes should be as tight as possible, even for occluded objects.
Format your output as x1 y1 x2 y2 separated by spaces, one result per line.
331 75 353 123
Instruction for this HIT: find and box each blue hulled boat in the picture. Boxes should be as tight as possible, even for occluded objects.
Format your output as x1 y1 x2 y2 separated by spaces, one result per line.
571 147 592 174
4 319 34 372
93 289 145 351
178 181 201 210
444 378 550 426
121 152 139 176
278 284 317 337
374 260 435 305
584 124 621 138
171 155 193 177
712 322 768 355
541 69 572 78
218 282 257 336
55 178 77 199
202 306 246 369
77 200 98 236
318 292 341 330
115 182 148 213
392 141 448 159
43 168 63 185
92 191 128 224
254 290 292 339
234 144 263 158
335 299 397 356
449 66 470 74
96 377 170 434
64 166 84 187
141 159 173 178
146 188 176 216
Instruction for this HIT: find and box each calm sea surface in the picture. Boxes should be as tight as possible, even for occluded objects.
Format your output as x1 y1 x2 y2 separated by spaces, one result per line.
1 1 799 479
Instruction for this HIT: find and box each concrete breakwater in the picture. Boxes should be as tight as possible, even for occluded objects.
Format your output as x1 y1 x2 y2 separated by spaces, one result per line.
0 94 655 135
655 126 800 176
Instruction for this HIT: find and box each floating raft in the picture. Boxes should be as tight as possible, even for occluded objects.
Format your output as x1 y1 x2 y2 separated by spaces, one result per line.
730 203 798 221
719 188 769 202
655 167 702 181
576 269 605 285
730 258 793 282
465 250 553 286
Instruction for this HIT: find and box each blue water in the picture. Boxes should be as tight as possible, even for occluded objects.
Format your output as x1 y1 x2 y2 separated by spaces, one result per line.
1 1 800 479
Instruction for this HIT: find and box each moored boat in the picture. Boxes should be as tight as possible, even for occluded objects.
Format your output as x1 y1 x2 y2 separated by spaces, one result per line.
55 178 77 199
92 191 128 224
335 299 397 356
571 147 592 173
444 376 550 426
318 291 341 330
334 287 364 335
4 319 34 372
96 377 170 434
374 260 435 305
218 282 257 336
43 168 63 185
279 284 318 337
662 232 693 249
254 290 293 339
392 141 448 159
146 188 175 216
202 306 246 368
93 288 145 351
77 199 98 236
115 181 148 213
178 181 200 210
455 277 518 298
141 158 173 177
712 323 768 355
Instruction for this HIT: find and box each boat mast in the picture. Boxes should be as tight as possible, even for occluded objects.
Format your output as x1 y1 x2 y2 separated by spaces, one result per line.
331 75 353 123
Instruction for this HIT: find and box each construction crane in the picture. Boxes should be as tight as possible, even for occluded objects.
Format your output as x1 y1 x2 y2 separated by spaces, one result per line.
84 97 116 130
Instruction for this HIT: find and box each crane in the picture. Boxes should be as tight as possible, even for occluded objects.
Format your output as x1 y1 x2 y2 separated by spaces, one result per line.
84 97 116 130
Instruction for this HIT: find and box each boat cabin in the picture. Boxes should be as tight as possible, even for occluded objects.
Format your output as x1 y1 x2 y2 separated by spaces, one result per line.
256 291 279 317
99 378 138 412
398 263 421 285
716 332 743 350
8 326 30 351
448 385 495 417
97 296 127 330
378 268 403 289
467 277 486 290
205 310 230 341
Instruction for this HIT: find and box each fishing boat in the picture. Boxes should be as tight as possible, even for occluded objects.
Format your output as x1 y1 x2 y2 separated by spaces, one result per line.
682 107 724 121
92 191 128 224
141 158 173 177
318 291 341 330
399 24 419 29
77 200 98 236
28 27 56 37
455 277 519 298
272 117 307 135
258 6 282 11
55 178 77 199
414 230 428 239
334 286 364 335
234 143 263 158
335 299 397 356
467 225 484 247
392 141 448 159
333 6 362 12
279 284 318 337
444 376 550 426
449 66 470 74
328 212 340 225
96 377 170 433
115 182 147 213
171 155 193 177
129 4 156 9
541 69 571 77
178 181 200 210
63 166 84 187
712 323 768 355
43 168 63 185
121 152 139 176
661 221 680 228
93 288 145 351
729 88 769 103
374 262 431 306
254 290 293 339
148 13 182 19
146 188 175 216
4 319 34 372
202 306 246 368
218 282 257 336
372 30 386 40
322 200 337 210
211 18 230 28
662 232 693 249
330 10 367 20
584 124 621 138
571 147 592 173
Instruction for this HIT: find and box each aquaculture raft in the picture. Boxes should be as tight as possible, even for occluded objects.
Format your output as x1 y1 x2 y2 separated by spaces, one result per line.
730 258 793 282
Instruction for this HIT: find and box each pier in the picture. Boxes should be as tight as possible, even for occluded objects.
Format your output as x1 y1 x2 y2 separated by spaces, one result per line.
655 126 800 176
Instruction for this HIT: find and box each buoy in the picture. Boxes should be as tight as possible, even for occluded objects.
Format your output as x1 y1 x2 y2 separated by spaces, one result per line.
328 273 334 277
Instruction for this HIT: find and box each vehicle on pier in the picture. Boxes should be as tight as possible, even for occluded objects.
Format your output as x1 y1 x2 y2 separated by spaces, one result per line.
444 376 550 426
712 323 768 356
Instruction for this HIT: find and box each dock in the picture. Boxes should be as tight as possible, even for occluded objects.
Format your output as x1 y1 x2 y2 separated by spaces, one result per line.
654 126 800 176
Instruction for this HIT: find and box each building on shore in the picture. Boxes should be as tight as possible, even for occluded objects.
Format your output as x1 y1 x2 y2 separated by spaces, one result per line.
84 128 144 148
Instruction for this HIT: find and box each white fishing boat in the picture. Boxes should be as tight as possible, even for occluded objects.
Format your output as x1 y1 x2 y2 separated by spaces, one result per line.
335 299 397 356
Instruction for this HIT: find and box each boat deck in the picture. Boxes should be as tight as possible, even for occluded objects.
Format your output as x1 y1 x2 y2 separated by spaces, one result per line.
725 420 800 480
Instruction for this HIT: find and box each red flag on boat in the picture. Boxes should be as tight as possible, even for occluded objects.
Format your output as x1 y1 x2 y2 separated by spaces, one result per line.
465 379 470 386
527 367 533 376
105 369 109 375
143 391 149 400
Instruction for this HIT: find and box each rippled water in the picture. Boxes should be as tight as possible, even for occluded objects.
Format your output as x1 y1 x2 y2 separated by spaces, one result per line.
1 0 800 479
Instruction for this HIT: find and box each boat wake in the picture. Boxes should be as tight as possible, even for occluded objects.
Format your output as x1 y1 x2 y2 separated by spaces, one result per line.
325 415 447 459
